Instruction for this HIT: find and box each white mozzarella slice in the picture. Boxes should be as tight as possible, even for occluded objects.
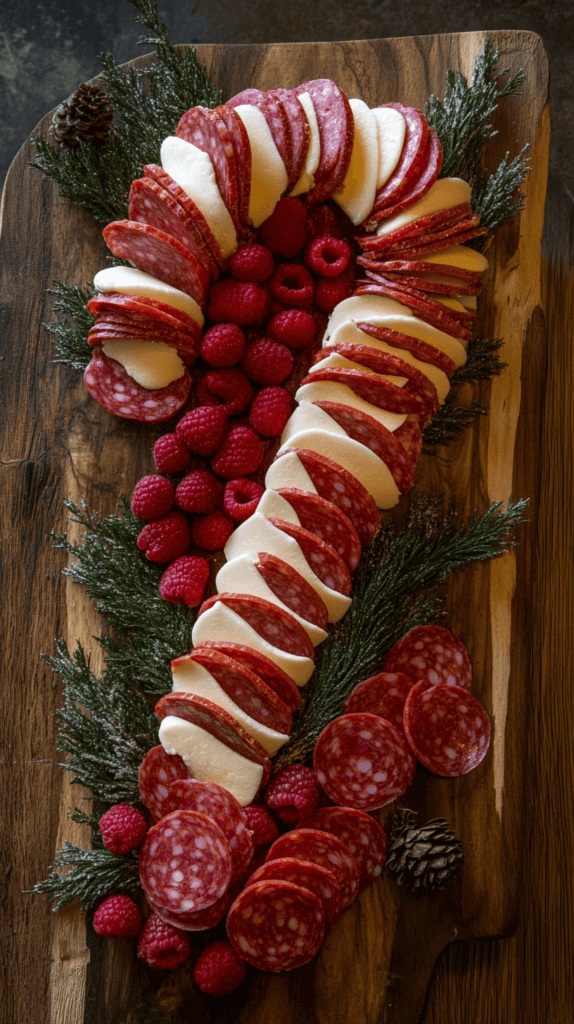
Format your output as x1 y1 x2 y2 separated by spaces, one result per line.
234 105 289 227
333 99 379 225
256 489 301 525
101 340 185 390
159 715 263 806
457 294 477 312
422 244 488 273
171 659 288 755
92 266 204 324
371 106 407 189
323 319 450 404
224 512 351 623
307 353 408 388
216 555 328 646
328 312 466 368
326 294 412 338
436 295 467 314
265 451 318 495
277 428 400 510
282 400 348 441
376 177 472 237
290 92 321 196
191 601 314 686
295 381 406 433
160 136 237 257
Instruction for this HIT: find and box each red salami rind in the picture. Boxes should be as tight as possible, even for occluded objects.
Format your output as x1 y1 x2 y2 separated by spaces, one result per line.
354 282 472 341
313 713 416 811
226 879 325 972
266 828 360 911
215 105 252 232
306 806 388 892
383 624 473 690
190 641 301 712
247 857 342 929
198 592 315 660
154 692 272 784
393 414 423 463
314 342 439 417
275 488 361 572
142 164 223 277
312 402 415 494
102 221 210 307
138 745 191 822
164 778 254 882
84 349 191 423
268 88 310 191
139 809 232 914
175 647 293 733
371 104 430 212
356 322 457 377
403 681 491 776
343 671 414 736
175 106 242 236
266 516 352 597
228 89 293 195
292 80 354 204
365 125 443 226
255 552 329 630
147 888 230 932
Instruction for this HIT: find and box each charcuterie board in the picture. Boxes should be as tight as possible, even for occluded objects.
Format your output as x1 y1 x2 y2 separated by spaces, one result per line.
0 28 549 1024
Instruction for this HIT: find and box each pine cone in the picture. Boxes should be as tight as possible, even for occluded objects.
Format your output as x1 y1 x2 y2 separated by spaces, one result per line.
386 808 463 893
50 83 113 148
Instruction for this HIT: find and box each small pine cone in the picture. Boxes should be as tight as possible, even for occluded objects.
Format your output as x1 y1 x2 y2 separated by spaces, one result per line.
386 809 464 893
51 83 113 148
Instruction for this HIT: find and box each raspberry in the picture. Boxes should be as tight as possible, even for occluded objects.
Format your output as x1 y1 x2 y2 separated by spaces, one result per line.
193 940 246 996
176 405 228 456
248 386 292 437
269 263 314 309
314 268 355 313
175 468 223 514
93 895 142 939
152 434 192 475
240 339 293 386
211 426 264 478
160 555 210 605
305 202 350 241
200 323 246 367
196 368 254 417
99 804 147 855
131 475 175 520
208 279 270 326
260 197 307 258
190 510 235 551
229 243 275 283
137 912 191 970
137 510 190 562
267 309 316 350
223 478 264 521
244 802 279 847
304 236 351 277
265 764 320 824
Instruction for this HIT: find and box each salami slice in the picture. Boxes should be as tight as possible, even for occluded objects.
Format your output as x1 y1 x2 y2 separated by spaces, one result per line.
191 641 301 712
275 488 361 572
383 624 473 690
388 225 487 261
142 164 223 276
313 712 416 811
175 106 242 236
247 857 342 929
87 292 200 334
84 349 191 423
393 414 423 462
362 271 475 328
255 552 329 630
128 177 219 277
354 283 472 341
368 202 472 250
306 806 388 892
371 270 481 297
365 125 443 225
87 327 196 361
403 680 491 776
269 88 310 191
266 516 352 596
314 342 439 417
147 888 230 931
164 778 254 882
371 104 430 211
102 221 210 307
356 322 457 377
266 828 360 910
138 744 191 822
198 593 315 660
215 104 252 231
228 89 293 193
292 80 354 204
312 402 415 494
226 879 325 971
303 366 426 418
139 809 232 914
367 258 483 289
343 671 414 736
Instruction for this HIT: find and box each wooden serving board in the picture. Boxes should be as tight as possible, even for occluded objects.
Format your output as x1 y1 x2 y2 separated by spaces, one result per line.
0 30 549 1024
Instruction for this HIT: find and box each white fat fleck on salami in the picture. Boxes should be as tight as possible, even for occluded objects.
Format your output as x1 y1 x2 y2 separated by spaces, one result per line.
227 880 325 971
403 681 491 776
343 670 414 736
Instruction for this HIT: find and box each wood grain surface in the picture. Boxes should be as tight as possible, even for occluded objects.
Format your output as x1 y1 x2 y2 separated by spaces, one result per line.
0 29 553 1024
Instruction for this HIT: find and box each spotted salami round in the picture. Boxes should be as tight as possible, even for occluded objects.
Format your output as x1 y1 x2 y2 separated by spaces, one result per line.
403 681 491 776
266 516 352 597
274 488 362 572
383 624 473 690
226 879 325 972
146 888 230 931
102 220 210 307
83 349 191 423
255 552 329 630
356 322 456 377
163 778 254 882
198 593 315 660
247 856 342 930
292 80 354 204
142 163 223 276
343 671 414 736
190 641 302 712
175 106 242 237
138 744 191 822
306 806 388 892
265 827 360 910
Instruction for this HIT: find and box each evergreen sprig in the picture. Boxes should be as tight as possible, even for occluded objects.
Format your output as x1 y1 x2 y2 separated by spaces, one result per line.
422 338 506 451
42 281 95 370
30 841 140 912
275 495 528 767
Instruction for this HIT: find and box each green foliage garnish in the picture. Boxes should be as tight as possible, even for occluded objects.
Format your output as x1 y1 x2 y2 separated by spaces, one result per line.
42 281 94 370
422 338 507 451
30 839 140 912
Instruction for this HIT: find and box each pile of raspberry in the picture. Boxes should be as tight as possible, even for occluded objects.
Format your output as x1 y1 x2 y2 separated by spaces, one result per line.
129 198 356 607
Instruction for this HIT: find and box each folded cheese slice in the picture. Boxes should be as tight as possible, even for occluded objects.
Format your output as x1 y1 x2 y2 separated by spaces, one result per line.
159 715 263 806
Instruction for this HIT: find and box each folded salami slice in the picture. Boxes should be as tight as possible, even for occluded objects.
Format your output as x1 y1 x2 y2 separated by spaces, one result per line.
164 778 254 882
87 326 196 362
139 809 232 914
198 592 315 662
102 221 210 307
275 488 361 572
366 124 443 225
84 349 191 423
306 806 388 892
87 292 200 334
354 283 472 341
371 104 430 212
383 624 473 690
312 402 415 494
228 88 293 193
147 888 231 932
292 80 354 204
143 164 223 276
314 712 416 811
313 342 439 417
129 177 219 277
356 322 457 377
175 106 242 236
403 681 491 776
268 88 310 191
367 258 483 289
227 879 325 971
372 270 482 297
302 366 425 419
266 516 351 597
368 202 471 250
214 104 252 232
363 271 475 328
343 671 414 736
138 744 191 822
247 857 342 930
390 225 487 261
255 551 329 630
393 414 423 462
266 827 360 910
191 641 301 712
